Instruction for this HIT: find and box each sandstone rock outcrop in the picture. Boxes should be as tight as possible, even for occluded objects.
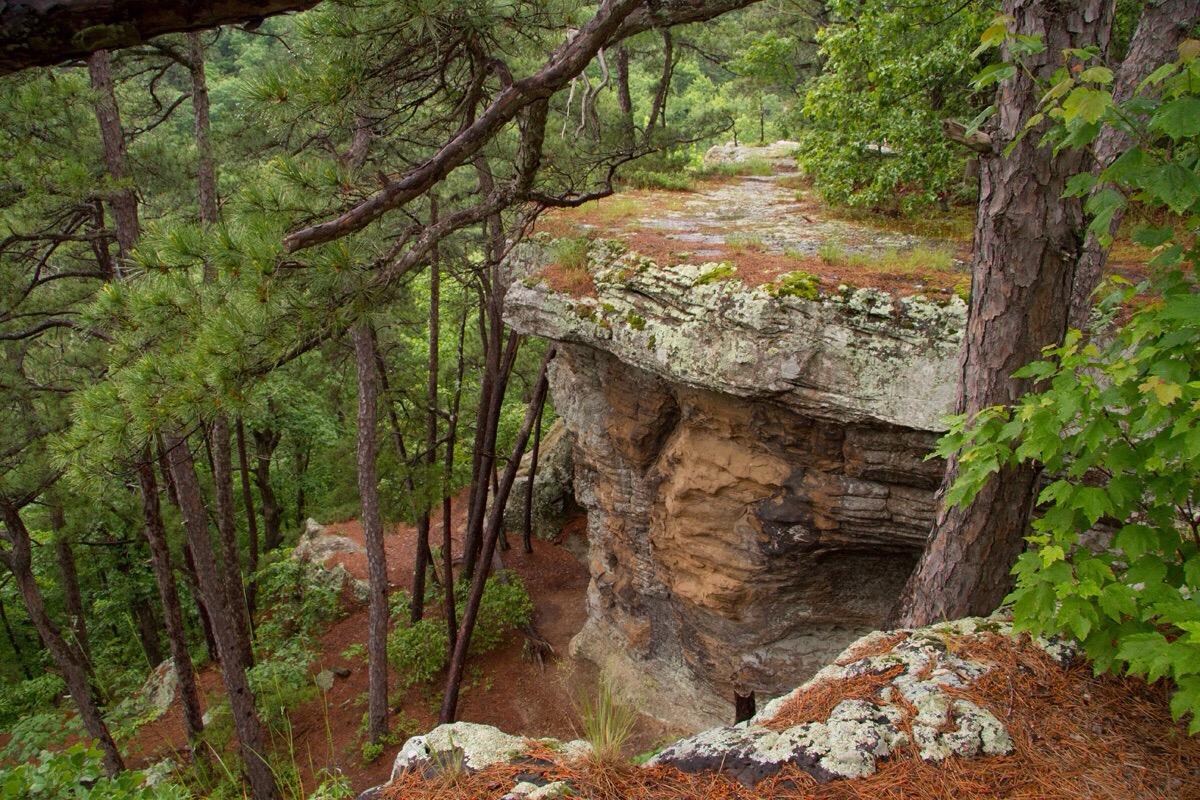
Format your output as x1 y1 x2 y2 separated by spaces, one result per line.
505 240 964 727
502 419 581 543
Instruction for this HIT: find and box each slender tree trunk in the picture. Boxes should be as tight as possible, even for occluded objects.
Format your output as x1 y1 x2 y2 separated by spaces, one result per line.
522 398 546 554
442 304 469 653
253 427 283 551
210 417 253 667
440 347 555 723
86 49 137 274
894 0 1113 627
353 322 390 744
644 30 674 141
1067 0 1198 326
181 540 220 664
50 505 92 668
0 589 33 679
186 33 219 237
130 591 165 667
163 433 279 800
135 457 205 751
294 440 310 529
237 419 260 619
412 204 441 623
0 502 125 776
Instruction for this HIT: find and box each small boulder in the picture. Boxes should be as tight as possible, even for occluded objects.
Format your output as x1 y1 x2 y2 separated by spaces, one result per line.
294 518 365 564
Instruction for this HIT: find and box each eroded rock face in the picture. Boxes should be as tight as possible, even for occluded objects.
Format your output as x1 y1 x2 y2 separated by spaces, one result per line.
505 242 963 728
503 419 581 543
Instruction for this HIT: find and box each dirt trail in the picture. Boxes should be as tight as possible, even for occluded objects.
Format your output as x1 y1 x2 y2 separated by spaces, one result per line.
126 500 678 795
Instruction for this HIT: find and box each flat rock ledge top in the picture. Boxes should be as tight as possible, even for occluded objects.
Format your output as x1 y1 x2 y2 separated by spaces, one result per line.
504 239 965 430
358 616 1077 799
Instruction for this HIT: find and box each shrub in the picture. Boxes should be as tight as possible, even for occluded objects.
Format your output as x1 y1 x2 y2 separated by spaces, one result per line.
0 673 65 727
463 574 534 655
0 744 186 799
387 618 449 690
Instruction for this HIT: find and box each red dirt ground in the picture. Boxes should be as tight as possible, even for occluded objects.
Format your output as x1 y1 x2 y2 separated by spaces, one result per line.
122 496 674 795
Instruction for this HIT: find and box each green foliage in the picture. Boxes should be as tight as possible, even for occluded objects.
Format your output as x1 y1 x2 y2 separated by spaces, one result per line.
550 236 592 273
621 170 696 192
0 709 81 764
465 574 534 654
691 158 776 179
693 263 738 286
943 37 1200 732
0 744 186 800
767 271 820 300
817 242 955 275
0 673 65 727
798 0 994 212
387 618 449 690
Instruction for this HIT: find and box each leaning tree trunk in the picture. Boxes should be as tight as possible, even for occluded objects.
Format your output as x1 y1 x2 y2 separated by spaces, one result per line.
353 322 390 744
440 347 555 723
1067 0 1198 327
413 206 441 623
163 433 279 800
209 416 254 667
86 50 137 275
0 502 125 776
893 0 1114 627
236 419 261 618
522 397 546 554
135 457 205 752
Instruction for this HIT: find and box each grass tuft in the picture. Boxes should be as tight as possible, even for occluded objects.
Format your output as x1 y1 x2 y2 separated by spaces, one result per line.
579 679 638 765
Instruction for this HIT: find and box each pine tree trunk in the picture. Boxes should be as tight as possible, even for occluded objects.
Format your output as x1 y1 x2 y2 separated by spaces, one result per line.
130 592 165 667
253 427 284 552
86 49 138 275
135 457 205 751
442 306 469 653
210 416 254 667
413 206 441 623
0 502 125 776
353 322 390 744
894 0 1113 627
440 347 554 723
180 536 220 663
523 399 546 554
50 505 92 668
237 419 261 619
615 44 635 149
163 433 279 800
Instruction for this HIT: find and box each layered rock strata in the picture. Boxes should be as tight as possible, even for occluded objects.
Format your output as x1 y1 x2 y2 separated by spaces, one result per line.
505 240 965 728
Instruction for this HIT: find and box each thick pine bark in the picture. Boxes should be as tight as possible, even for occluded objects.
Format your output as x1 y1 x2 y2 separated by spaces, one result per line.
0 0 322 74
440 347 555 723
252 427 284 551
163 433 279 800
180 538 220 663
237 419 261 619
135 458 205 751
894 0 1113 627
1067 0 1199 326
353 323 390 744
614 44 635 149
0 502 125 776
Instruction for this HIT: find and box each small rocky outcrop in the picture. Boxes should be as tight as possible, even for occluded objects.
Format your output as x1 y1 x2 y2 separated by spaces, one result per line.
505 240 964 727
291 519 369 604
650 615 1059 785
358 617 1078 798
704 140 800 166
502 419 580 543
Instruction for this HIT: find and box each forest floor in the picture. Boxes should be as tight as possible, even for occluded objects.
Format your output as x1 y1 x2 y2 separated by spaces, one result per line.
534 166 1153 300
122 500 682 796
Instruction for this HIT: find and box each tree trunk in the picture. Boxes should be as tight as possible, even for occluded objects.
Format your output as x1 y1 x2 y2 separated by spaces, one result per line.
522 398 546 554
237 418 260 619
180 536 219 663
614 44 635 149
50 504 92 668
130 591 165 668
1067 0 1198 327
163 432 279 800
893 0 1113 627
439 347 555 723
0 501 125 776
135 457 205 751
253 427 284 552
413 204 441 624
353 322 390 744
186 33 219 239
209 416 254 667
86 49 138 275
442 305 469 653
644 30 674 141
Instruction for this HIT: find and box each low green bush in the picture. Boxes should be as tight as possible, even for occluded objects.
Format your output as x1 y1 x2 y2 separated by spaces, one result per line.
0 744 185 799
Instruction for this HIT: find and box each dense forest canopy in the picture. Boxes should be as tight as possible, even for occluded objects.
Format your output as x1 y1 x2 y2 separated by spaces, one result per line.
1 0 1199 798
